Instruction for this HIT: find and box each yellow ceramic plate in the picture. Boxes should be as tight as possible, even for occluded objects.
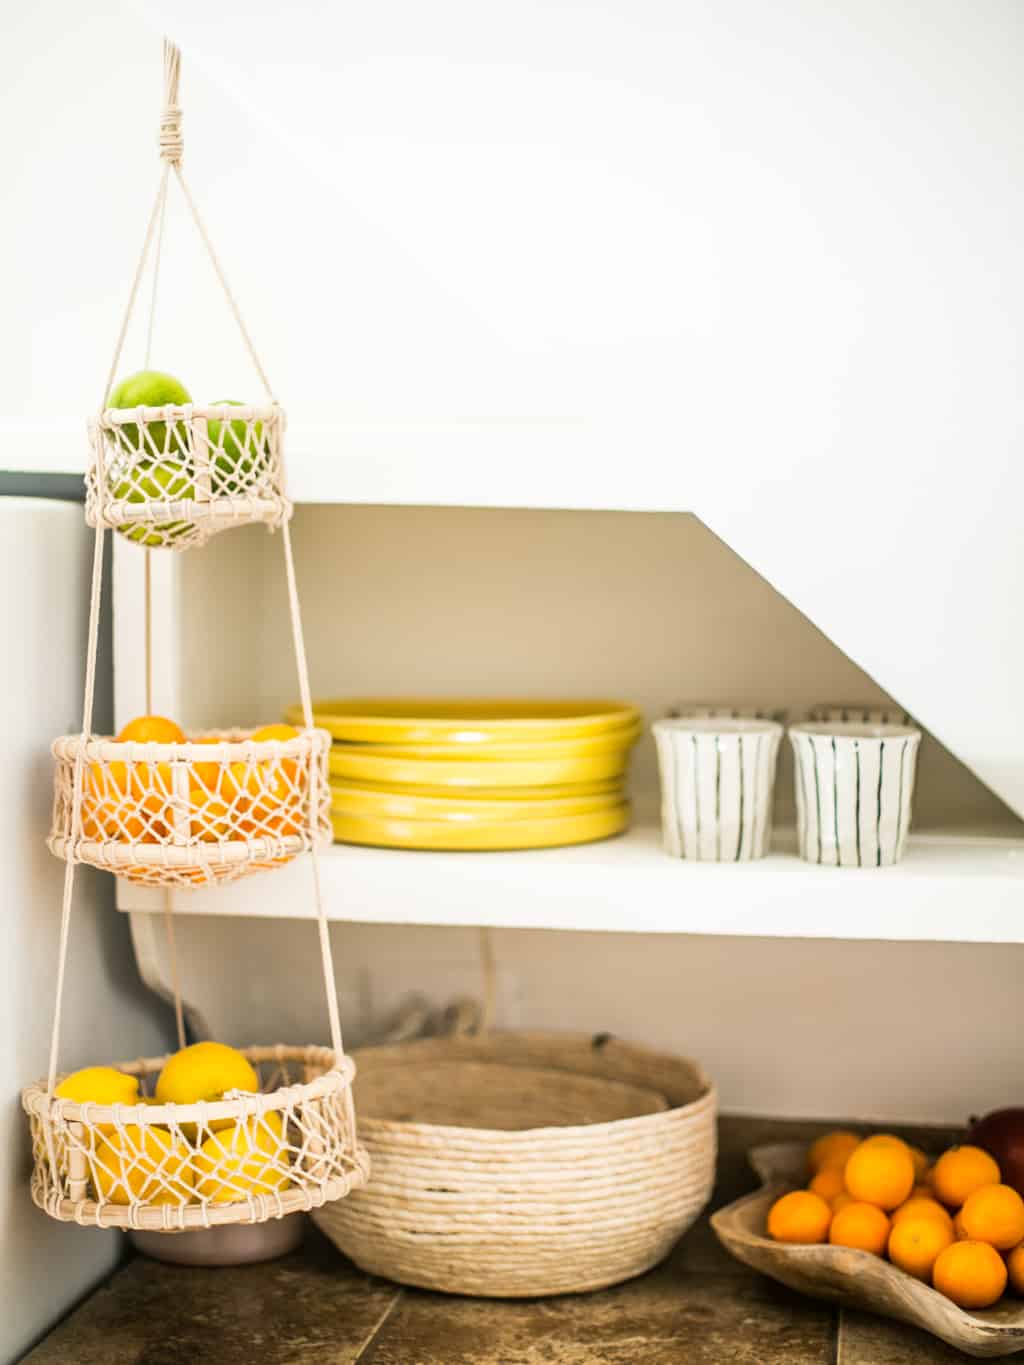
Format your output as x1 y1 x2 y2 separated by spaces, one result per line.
328 725 641 764
328 746 633 790
286 698 642 746
330 782 626 822
328 776 624 802
331 802 631 851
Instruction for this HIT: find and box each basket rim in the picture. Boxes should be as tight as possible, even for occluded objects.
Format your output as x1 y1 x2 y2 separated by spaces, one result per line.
92 402 284 426
33 1161 371 1230
351 1033 716 1142
47 833 328 869
23 1043 353 1125
51 727 331 762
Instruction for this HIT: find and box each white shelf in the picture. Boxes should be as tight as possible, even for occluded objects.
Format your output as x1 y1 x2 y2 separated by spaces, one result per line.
116 824 1024 944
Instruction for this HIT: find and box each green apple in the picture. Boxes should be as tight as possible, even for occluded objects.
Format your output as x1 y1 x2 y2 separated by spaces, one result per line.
107 370 191 457
207 399 265 494
113 459 195 548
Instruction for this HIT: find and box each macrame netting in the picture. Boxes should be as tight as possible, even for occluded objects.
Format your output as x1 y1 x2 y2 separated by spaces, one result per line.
84 40 289 550
26 39 367 1231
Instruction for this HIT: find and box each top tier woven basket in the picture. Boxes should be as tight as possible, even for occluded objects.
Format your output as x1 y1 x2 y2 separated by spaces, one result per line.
86 402 290 550
314 1031 717 1298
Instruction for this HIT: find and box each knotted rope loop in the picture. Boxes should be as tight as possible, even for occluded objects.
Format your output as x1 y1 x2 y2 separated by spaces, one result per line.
159 39 183 164
159 105 183 164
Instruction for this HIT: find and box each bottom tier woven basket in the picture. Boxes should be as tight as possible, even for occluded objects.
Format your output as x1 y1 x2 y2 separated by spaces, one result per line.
313 1031 717 1297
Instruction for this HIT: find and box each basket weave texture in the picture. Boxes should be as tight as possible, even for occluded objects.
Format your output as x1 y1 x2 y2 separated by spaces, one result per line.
314 1032 717 1298
48 727 331 888
86 403 290 550
23 1044 370 1231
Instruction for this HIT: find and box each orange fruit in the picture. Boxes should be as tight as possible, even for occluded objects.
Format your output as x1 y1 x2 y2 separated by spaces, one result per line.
844 1138 915 1211
808 1167 846 1203
831 1191 855 1213
909 1183 933 1201
932 1240 1007 1309
891 1197 953 1232
808 1131 860 1174
931 1146 1001 1208
953 1210 969 1240
116 715 186 745
190 735 227 795
907 1145 930 1181
888 1215 954 1280
188 787 236 842
959 1184 1024 1251
828 1202 890 1255
1006 1244 1024 1296
232 725 304 838
767 1190 832 1244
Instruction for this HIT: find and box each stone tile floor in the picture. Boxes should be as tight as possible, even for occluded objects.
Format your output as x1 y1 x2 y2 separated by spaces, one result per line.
28 1114 1014 1364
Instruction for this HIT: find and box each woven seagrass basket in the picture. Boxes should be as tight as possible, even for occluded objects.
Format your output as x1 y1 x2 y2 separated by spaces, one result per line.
314 1031 717 1298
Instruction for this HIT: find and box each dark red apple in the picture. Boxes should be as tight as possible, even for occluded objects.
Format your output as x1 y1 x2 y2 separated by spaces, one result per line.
968 1110 1024 1197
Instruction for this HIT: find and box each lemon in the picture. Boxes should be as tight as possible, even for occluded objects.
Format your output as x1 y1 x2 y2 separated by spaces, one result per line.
112 460 195 548
195 1110 289 1204
155 1041 258 1138
208 399 265 493
108 370 191 455
55 1066 140 1107
93 1124 193 1206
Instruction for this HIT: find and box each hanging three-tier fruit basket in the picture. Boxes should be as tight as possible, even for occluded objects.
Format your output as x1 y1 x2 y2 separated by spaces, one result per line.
22 39 368 1233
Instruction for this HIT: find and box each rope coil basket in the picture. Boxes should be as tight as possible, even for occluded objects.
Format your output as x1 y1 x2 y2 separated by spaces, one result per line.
23 1045 369 1230
314 1032 717 1298
49 728 331 888
86 403 290 550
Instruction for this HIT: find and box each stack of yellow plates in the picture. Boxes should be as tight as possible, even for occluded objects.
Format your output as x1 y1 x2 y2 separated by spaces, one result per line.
285 699 642 851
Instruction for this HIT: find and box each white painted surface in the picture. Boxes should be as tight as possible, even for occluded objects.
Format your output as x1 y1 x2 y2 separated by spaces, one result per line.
0 499 169 1361
118 824 1024 944
6 2 1024 820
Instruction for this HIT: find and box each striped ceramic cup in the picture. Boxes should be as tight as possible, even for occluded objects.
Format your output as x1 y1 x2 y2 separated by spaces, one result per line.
789 721 922 868
653 718 783 861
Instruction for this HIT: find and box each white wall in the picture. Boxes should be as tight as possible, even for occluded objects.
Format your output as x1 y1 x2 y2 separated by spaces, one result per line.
153 503 1024 1126
0 500 171 1363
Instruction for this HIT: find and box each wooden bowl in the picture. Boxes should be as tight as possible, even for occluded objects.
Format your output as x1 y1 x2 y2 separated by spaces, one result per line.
711 1142 1024 1359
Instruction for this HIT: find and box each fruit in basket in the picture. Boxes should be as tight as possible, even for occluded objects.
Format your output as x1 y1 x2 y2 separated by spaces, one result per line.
107 370 191 455
931 1145 1001 1208
887 1214 953 1280
828 1202 890 1255
1007 1244 1024 1296
843 1136 915 1210
155 1041 259 1137
83 715 184 842
93 1124 193 1206
231 724 303 838
958 1183 1024 1250
932 1240 1007 1309
55 1067 140 1106
112 460 195 548
808 1166 845 1203
967 1110 1024 1197
808 1130 860 1174
207 399 265 492
194 1110 289 1203
891 1196 953 1232
907 1145 930 1181
767 1190 832 1244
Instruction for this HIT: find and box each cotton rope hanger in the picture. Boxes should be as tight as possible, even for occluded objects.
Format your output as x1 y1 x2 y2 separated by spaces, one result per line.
44 40 348 1138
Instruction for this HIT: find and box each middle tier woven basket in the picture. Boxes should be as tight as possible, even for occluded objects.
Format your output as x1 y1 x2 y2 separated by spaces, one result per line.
314 1031 717 1298
48 727 331 888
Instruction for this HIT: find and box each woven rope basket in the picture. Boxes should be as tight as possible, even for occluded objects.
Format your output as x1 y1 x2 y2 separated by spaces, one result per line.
314 1032 717 1298
48 727 331 888
23 1044 370 1231
86 403 291 550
